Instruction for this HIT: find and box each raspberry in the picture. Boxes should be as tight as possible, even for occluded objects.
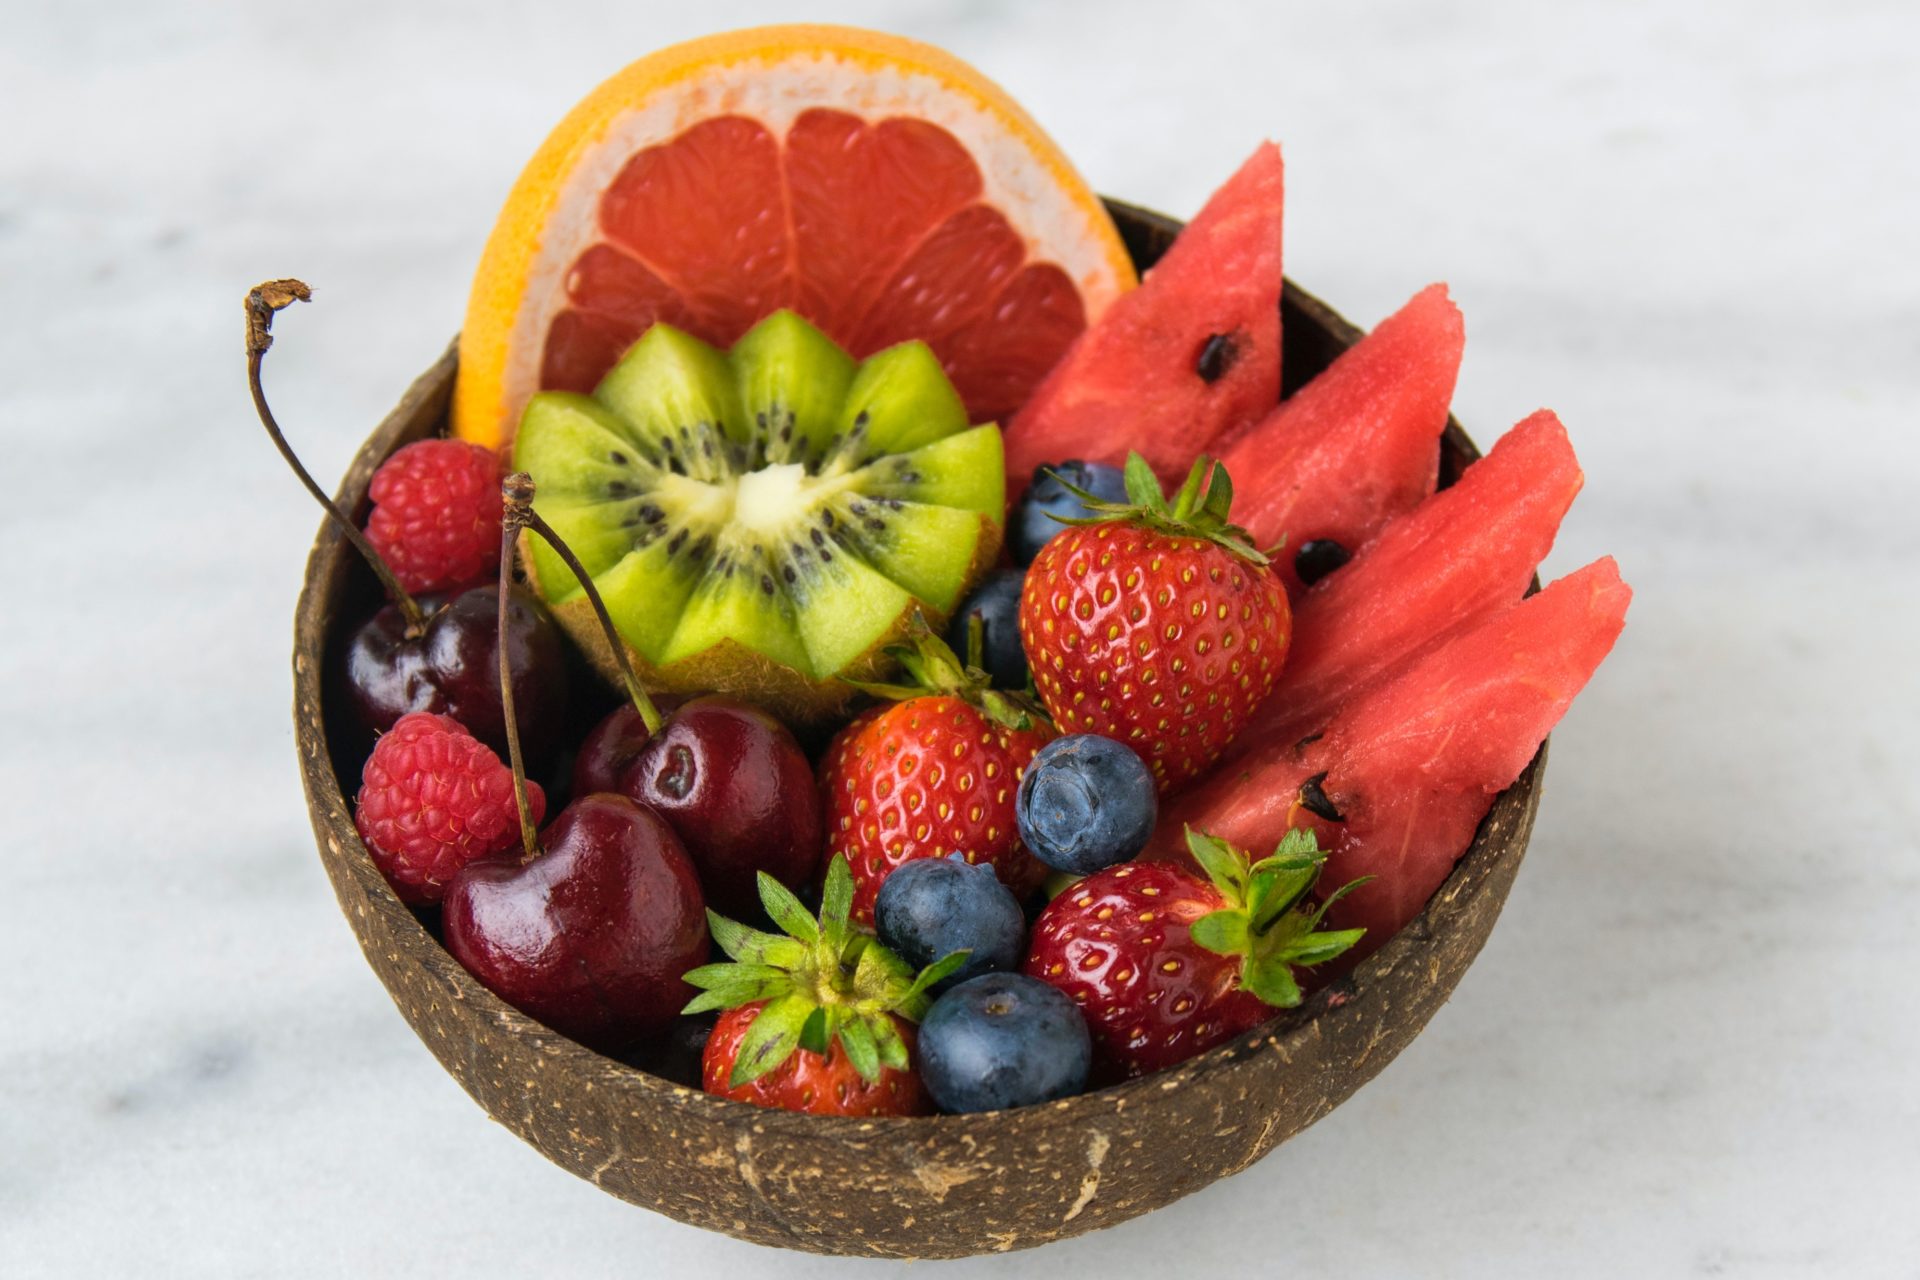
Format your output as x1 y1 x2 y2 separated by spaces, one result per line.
364 439 504 594
354 712 544 904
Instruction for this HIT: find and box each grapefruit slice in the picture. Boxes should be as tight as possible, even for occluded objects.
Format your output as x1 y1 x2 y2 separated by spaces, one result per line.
453 25 1136 450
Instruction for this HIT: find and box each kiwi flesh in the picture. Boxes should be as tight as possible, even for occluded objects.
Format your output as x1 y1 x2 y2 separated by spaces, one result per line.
513 310 1005 723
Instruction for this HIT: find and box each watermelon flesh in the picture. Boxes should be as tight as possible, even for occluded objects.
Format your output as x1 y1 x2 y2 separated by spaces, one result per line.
1212 283 1463 596
1243 409 1584 747
1147 557 1631 957
1002 141 1283 492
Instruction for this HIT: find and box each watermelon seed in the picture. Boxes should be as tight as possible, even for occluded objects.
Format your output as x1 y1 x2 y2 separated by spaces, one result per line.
1195 332 1241 383
1299 771 1345 822
1294 539 1352 585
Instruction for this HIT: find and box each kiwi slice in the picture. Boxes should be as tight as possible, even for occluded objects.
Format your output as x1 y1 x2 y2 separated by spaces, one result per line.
513 310 1005 723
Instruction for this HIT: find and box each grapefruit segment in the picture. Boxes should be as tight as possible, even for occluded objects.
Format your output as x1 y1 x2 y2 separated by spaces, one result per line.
1003 141 1284 489
456 26 1135 449
1216 283 1464 595
786 110 984 335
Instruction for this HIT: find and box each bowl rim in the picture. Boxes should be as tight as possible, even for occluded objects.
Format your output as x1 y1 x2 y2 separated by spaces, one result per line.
292 208 1542 1144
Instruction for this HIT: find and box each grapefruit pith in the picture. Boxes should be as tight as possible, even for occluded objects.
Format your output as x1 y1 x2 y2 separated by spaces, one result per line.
454 25 1136 449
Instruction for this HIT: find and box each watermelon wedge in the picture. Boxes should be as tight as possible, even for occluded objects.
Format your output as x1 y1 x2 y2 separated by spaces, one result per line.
1147 557 1631 957
1212 283 1463 595
1002 142 1283 491
1242 409 1584 746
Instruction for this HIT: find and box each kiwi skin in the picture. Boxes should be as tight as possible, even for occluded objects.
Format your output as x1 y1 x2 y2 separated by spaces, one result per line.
521 518 1003 726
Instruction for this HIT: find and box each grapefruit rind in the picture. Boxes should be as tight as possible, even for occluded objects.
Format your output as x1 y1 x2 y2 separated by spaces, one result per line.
456 24 1136 449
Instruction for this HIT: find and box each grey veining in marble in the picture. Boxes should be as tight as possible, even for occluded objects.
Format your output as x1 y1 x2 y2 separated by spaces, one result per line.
3 1 1916 1275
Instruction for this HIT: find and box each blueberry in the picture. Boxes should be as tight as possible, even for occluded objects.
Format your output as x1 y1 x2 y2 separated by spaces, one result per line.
919 973 1092 1113
875 855 1026 990
1010 460 1129 565
1015 734 1158 875
947 569 1027 689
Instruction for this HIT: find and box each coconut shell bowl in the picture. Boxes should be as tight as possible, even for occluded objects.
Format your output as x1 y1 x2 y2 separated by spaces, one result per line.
293 200 1545 1260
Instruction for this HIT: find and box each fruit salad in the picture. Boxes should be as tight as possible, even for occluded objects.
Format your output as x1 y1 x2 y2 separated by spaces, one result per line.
257 24 1629 1116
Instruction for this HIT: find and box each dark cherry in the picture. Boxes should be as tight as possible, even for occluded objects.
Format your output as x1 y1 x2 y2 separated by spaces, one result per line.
242 281 568 763
619 696 824 917
442 794 709 1053
342 584 567 763
570 695 684 797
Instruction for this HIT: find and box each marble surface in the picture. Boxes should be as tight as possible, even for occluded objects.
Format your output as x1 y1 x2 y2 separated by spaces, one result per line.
4 1 1917 1275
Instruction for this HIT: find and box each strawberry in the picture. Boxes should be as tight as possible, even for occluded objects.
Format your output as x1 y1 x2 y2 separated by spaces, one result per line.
821 618 1056 923
1024 826 1364 1077
684 855 966 1116
1018 452 1291 791
703 1003 926 1116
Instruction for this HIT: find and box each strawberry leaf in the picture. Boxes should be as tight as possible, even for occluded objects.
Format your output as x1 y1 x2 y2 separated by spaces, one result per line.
1268 826 1324 863
1190 908 1251 958
851 932 915 1004
728 993 813 1087
838 1016 882 1084
686 857 954 1088
798 1006 831 1057
961 611 986 671
1240 957 1305 1009
1182 823 1367 1009
818 856 854 952
1243 866 1286 931
840 677 930 702
757 873 819 945
1041 452 1269 564
841 614 1045 716
1249 862 1322 933
870 1014 911 1073
1168 455 1209 519
1307 875 1375 930
1122 451 1166 511
1202 462 1234 523
682 961 786 990
979 688 1037 732
707 913 808 969
1284 927 1366 968
1184 827 1250 901
682 973 792 1016
900 950 972 1012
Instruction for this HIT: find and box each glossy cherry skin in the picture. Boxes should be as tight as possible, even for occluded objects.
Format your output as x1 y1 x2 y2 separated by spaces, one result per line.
341 584 567 764
569 695 686 798
442 794 708 1053
619 696 824 918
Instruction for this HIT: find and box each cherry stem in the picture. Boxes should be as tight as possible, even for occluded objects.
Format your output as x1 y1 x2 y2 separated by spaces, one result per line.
496 484 542 862
503 474 664 735
245 280 429 636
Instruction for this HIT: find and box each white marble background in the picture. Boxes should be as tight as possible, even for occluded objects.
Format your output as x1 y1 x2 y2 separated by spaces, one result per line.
4 0 1916 1275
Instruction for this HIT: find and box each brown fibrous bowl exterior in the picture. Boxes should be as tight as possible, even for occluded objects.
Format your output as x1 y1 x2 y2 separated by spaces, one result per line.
294 200 1544 1259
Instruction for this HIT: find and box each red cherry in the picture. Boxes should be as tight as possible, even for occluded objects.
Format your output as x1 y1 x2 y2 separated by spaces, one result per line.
443 794 708 1053
620 696 823 918
570 695 687 798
